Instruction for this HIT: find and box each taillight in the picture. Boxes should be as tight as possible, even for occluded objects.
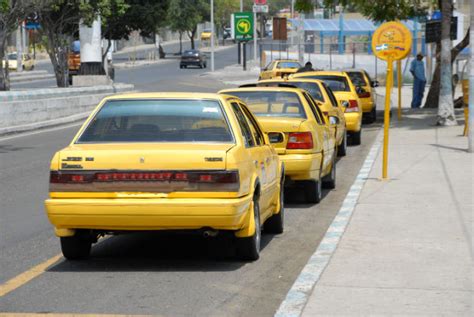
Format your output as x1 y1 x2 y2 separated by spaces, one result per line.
287 132 313 149
344 100 359 113
358 92 371 98
50 170 239 192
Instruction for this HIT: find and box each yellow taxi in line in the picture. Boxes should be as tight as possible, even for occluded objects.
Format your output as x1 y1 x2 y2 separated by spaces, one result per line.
219 87 337 204
2 52 35 71
258 59 302 80
255 78 348 156
200 29 212 41
291 71 363 145
45 93 285 261
344 69 378 123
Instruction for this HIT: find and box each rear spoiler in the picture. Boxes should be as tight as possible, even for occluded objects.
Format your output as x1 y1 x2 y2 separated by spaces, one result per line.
238 83 299 89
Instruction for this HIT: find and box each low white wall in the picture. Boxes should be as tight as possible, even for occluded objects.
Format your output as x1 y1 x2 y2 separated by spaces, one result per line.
0 84 134 135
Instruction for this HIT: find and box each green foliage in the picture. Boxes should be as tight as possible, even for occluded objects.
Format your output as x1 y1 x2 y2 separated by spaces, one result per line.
295 0 313 13
167 0 207 34
323 0 427 22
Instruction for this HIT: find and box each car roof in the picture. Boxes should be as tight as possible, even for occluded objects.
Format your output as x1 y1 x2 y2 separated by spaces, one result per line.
293 70 348 77
103 92 226 102
219 87 305 94
274 59 300 63
258 78 324 85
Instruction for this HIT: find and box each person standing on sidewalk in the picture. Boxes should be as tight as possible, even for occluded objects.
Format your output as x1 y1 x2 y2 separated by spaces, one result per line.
410 53 427 108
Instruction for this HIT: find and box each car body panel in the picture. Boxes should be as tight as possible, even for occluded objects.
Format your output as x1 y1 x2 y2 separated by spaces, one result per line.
344 69 376 113
259 59 302 80
45 93 282 238
291 71 363 133
2 53 35 71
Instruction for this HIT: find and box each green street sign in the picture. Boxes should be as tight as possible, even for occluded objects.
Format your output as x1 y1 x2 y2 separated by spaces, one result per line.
234 12 253 41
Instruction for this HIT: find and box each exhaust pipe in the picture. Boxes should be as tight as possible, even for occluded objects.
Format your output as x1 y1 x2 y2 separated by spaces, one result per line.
203 230 218 238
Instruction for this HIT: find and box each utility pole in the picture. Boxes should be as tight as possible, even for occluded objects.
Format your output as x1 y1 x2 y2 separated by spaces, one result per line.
253 10 257 64
210 0 215 72
16 24 22 73
468 2 474 152
240 0 243 11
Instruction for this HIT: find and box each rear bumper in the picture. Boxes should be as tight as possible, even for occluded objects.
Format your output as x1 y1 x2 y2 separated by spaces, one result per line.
344 112 362 132
279 152 322 181
360 99 375 113
45 194 253 235
181 60 202 66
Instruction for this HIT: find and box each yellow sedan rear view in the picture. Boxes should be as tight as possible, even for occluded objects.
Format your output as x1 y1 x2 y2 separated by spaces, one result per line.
45 93 284 261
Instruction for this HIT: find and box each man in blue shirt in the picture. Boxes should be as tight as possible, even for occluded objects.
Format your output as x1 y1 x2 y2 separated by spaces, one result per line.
410 53 426 108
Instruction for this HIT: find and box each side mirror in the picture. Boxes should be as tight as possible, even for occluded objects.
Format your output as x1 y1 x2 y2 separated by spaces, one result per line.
329 116 339 125
262 67 268 71
371 80 379 87
356 86 366 94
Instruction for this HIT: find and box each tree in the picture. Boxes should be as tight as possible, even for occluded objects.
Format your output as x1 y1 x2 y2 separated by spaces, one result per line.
0 0 41 90
215 0 238 43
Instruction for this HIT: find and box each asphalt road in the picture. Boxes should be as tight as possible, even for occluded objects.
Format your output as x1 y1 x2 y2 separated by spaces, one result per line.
0 50 382 315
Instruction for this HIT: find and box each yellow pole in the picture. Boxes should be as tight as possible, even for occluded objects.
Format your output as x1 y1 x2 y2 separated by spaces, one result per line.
383 56 394 180
397 60 402 120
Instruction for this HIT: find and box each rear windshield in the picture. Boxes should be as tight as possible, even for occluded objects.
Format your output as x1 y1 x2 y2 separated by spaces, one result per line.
347 71 368 87
77 100 233 143
225 91 307 118
277 62 300 69
304 75 350 92
262 81 324 102
183 50 199 56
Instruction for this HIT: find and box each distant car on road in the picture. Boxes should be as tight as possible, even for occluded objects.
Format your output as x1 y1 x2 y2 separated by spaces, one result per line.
180 50 207 69
2 52 35 71
200 28 212 41
258 60 302 80
45 92 285 261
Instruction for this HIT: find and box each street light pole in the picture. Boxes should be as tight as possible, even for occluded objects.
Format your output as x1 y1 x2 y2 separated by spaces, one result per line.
210 0 215 72
240 0 243 11
468 2 474 152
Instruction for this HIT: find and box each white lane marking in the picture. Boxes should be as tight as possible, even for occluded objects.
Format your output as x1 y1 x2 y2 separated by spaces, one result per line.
0 122 82 143
274 131 383 317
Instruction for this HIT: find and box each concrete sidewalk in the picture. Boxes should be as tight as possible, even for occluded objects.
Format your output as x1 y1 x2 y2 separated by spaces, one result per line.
295 109 473 315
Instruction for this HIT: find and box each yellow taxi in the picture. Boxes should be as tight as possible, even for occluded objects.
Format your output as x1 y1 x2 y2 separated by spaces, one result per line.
291 71 363 145
255 78 348 156
344 69 378 123
258 59 302 80
45 93 285 261
200 28 212 41
2 52 35 71
219 87 337 204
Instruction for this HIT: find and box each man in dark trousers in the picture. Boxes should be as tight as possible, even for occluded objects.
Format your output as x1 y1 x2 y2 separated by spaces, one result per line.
296 61 314 73
409 53 426 108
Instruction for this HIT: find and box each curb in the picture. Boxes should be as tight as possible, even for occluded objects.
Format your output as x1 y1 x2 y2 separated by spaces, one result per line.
0 112 90 135
274 131 383 317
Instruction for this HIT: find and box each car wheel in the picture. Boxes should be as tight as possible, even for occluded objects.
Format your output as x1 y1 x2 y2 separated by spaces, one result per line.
60 231 92 260
203 63 207 68
237 196 261 261
304 176 322 204
338 130 347 157
351 130 362 146
199 63 203 69
323 152 336 189
366 107 376 123
265 177 285 234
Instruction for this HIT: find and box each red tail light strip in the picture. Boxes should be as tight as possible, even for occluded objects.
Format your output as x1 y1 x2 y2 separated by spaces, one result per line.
287 132 314 149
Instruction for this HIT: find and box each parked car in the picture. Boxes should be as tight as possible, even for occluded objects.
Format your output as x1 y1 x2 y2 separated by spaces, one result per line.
344 69 378 123
200 28 212 41
256 78 348 156
220 86 337 203
2 52 35 71
45 93 284 261
291 71 363 145
258 60 302 80
180 50 207 69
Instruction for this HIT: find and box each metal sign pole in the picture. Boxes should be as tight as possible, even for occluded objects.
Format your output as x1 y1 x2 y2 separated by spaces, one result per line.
210 0 215 72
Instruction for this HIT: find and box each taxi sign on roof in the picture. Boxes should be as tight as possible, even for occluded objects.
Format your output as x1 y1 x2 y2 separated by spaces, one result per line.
371 21 412 61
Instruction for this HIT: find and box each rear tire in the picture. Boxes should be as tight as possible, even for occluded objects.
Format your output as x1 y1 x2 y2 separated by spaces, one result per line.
265 179 284 234
60 232 92 260
351 130 362 146
337 130 347 157
237 197 261 261
304 177 322 204
366 106 376 123
323 153 336 189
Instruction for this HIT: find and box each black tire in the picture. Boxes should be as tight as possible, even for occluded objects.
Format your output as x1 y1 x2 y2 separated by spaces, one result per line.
199 63 203 69
351 130 362 146
304 177 322 204
60 232 92 260
108 66 115 80
265 179 284 234
237 196 261 261
366 106 376 123
203 63 207 68
337 130 347 157
323 153 336 189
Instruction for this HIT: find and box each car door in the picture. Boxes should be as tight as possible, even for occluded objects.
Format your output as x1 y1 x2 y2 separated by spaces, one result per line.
322 83 346 144
260 61 276 80
230 102 275 219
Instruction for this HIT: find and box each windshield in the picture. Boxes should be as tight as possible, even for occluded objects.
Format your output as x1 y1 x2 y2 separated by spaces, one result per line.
183 50 199 56
225 91 307 118
347 71 368 87
77 99 234 143
303 75 350 92
277 62 301 69
7 54 17 60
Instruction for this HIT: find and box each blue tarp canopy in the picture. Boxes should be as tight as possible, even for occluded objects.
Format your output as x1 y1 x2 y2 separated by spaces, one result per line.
289 19 422 36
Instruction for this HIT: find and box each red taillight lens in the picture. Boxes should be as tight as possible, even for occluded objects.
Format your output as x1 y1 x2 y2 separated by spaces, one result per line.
345 100 360 113
287 132 314 149
358 92 371 98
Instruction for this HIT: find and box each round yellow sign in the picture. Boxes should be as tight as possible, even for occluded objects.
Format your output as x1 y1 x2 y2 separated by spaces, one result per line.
372 21 412 61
